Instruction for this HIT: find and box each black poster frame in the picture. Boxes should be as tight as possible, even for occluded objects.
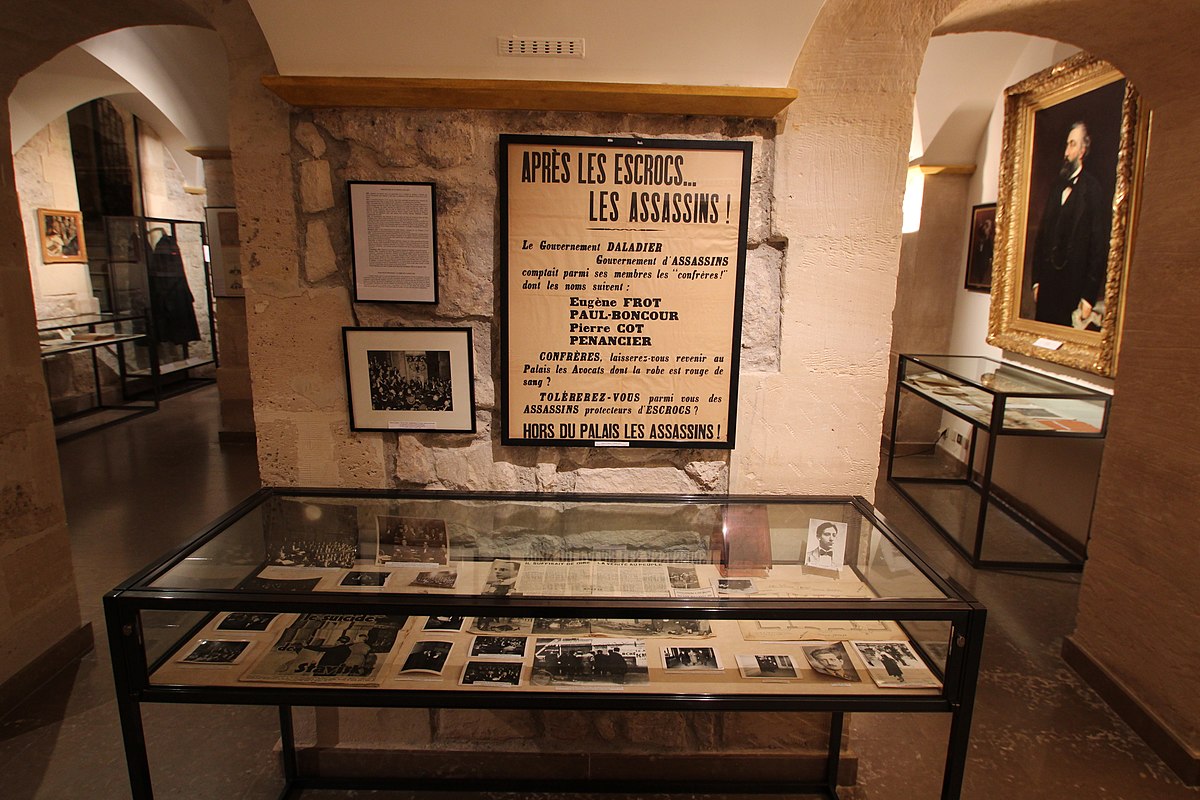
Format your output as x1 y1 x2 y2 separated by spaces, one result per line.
499 134 752 450
348 180 440 305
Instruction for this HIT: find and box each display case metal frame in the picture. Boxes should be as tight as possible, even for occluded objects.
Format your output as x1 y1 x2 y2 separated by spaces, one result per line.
105 488 987 800
37 311 161 441
887 353 1110 572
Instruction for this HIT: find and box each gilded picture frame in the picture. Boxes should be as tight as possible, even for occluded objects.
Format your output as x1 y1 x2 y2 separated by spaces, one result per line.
37 208 87 263
987 54 1146 377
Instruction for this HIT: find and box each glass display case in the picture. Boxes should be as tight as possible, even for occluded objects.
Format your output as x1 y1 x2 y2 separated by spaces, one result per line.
106 489 986 800
888 354 1111 570
37 311 160 439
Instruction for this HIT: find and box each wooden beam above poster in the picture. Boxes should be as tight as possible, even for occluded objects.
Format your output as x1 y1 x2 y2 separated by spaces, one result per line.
262 76 796 118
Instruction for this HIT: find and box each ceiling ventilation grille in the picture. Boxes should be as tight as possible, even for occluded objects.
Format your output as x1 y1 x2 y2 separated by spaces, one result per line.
499 36 585 58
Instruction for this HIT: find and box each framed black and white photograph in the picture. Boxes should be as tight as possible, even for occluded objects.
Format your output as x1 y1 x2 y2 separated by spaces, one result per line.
804 519 848 574
661 646 722 671
216 613 279 632
179 639 252 665
459 661 523 687
348 181 438 303
800 642 861 683
470 635 528 659
735 654 799 679
965 203 996 292
343 327 475 432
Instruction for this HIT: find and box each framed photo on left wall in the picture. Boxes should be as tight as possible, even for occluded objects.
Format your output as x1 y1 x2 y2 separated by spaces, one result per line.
37 208 87 263
342 327 476 432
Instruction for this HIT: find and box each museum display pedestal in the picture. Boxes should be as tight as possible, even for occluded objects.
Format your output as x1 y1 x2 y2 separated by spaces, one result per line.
106 489 986 799
888 354 1110 570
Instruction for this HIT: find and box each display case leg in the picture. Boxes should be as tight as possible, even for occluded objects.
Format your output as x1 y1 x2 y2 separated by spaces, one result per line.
114 688 154 798
942 612 986 799
278 705 301 798
824 711 844 799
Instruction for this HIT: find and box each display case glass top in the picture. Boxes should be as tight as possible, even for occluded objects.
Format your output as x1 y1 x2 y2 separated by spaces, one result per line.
36 311 148 356
36 311 145 331
134 490 952 604
900 354 1110 435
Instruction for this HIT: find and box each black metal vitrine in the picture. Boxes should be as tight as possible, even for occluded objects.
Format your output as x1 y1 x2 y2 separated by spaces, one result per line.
888 354 1110 571
105 489 986 799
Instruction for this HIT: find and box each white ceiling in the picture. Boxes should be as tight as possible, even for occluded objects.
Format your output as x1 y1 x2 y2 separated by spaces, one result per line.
246 0 823 86
6 6 1073 192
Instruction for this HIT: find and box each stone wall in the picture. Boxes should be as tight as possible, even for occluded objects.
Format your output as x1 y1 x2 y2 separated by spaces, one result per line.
253 107 781 495
0 103 85 692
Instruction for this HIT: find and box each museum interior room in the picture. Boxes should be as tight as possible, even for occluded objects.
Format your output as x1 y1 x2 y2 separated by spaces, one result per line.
0 1 1197 798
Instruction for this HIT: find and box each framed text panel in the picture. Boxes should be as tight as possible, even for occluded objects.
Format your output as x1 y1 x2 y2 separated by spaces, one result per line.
349 181 439 304
500 134 751 448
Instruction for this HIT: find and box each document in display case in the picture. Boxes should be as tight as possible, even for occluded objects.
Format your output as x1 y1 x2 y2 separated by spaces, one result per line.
106 489 986 799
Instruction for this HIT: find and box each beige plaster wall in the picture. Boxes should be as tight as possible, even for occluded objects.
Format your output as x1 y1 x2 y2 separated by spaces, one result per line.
941 0 1200 757
885 172 971 450
0 107 84 688
732 0 955 496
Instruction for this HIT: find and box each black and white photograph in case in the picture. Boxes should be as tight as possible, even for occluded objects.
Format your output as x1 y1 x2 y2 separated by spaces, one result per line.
661 646 722 671
263 499 360 568
470 617 533 634
851 641 940 689
530 638 649 686
397 640 453 677
481 559 520 596
469 635 528 659
800 642 861 683
375 515 448 566
240 613 408 686
423 615 465 632
589 619 713 638
667 565 702 590
712 577 757 595
179 639 252 665
531 618 591 636
460 661 523 687
238 575 322 593
804 519 848 573
343 327 476 432
340 571 390 588
735 654 799 679
410 568 458 589
216 612 279 632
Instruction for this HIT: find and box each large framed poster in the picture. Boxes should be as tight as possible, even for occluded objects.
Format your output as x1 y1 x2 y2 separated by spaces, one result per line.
500 134 751 448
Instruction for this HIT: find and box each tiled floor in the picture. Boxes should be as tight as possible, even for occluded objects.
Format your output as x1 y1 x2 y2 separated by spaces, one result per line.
0 385 1194 799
